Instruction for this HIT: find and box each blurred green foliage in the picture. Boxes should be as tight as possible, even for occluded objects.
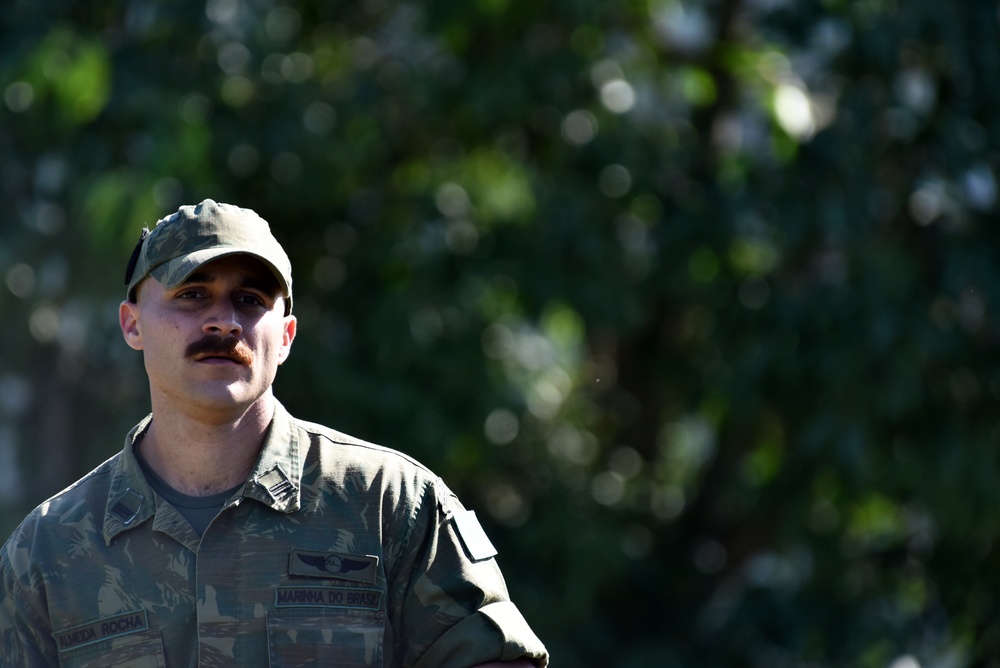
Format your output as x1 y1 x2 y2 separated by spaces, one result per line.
3 0 1000 665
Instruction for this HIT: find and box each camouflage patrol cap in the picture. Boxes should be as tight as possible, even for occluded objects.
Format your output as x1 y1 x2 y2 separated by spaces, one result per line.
124 199 293 315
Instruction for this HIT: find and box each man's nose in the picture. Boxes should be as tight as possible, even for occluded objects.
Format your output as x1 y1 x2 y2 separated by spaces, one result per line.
204 301 243 337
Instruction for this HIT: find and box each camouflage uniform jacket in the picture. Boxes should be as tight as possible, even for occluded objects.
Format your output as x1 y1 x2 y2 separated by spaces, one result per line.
0 401 548 667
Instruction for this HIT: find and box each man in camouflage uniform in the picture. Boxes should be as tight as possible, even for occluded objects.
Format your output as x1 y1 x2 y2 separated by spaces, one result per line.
0 200 549 667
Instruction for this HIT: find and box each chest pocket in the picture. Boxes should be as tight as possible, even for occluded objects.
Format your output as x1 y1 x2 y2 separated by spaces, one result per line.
58 632 165 668
267 609 384 667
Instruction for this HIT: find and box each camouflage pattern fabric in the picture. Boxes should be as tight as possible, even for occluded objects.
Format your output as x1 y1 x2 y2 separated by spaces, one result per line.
0 401 548 667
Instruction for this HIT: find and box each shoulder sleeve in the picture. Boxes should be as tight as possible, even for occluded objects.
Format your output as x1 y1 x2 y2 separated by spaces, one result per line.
0 520 60 666
387 477 548 668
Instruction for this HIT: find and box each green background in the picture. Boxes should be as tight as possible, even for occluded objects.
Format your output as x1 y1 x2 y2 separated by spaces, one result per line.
3 0 1000 665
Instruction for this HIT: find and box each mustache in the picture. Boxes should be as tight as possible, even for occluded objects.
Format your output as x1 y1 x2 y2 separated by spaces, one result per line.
185 335 254 367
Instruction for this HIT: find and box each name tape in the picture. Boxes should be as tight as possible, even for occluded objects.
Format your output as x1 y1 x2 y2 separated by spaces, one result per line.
275 586 383 611
55 610 149 652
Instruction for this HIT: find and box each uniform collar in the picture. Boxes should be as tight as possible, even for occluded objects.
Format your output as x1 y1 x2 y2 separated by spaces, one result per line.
103 415 157 545
242 400 302 514
103 400 303 545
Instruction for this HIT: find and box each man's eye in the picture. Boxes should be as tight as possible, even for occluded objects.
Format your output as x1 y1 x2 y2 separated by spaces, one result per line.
238 294 265 307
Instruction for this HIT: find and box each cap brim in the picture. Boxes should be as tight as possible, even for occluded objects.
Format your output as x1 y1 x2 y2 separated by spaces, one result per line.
149 248 292 312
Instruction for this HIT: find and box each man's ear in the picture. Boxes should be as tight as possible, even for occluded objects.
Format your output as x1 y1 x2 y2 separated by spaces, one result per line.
119 301 143 351
278 315 297 364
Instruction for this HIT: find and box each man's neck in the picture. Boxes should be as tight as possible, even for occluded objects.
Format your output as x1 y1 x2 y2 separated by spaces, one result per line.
138 395 274 496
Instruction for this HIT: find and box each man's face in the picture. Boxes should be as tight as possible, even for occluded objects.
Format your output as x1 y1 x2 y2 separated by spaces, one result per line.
119 254 296 417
